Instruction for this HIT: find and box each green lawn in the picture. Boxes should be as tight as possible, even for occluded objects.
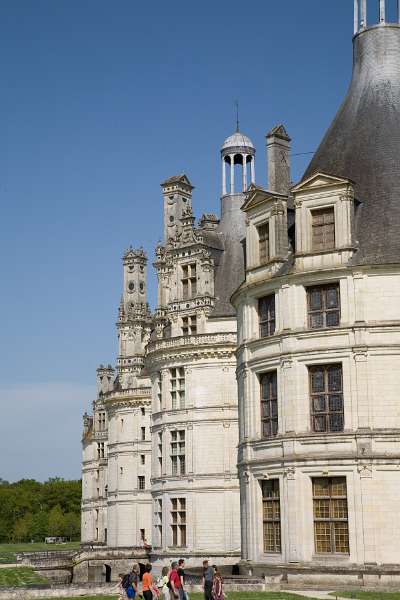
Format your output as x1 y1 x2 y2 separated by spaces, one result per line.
37 594 322 600
0 566 48 587
332 593 400 600
0 541 80 564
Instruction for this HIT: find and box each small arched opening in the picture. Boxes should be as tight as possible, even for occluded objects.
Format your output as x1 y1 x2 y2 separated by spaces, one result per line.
104 564 112 583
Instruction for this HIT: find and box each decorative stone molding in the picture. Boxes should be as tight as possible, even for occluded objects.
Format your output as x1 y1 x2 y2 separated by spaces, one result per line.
280 358 293 370
284 467 296 480
353 346 368 362
357 463 373 478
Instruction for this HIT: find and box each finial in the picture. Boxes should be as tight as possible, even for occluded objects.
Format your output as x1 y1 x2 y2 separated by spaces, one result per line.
235 100 239 133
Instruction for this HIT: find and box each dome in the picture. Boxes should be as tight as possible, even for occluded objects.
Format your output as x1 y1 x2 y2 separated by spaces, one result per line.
221 131 255 152
304 25 400 265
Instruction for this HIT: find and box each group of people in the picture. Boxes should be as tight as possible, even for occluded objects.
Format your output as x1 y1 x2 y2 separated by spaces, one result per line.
117 558 224 600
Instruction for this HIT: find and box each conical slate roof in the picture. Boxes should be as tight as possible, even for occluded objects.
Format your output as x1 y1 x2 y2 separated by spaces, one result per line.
304 24 400 265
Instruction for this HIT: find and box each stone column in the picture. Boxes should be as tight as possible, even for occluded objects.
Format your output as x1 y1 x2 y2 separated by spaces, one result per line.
354 0 359 34
380 0 385 22
230 154 235 194
242 154 247 191
361 0 367 28
222 158 227 195
250 156 255 184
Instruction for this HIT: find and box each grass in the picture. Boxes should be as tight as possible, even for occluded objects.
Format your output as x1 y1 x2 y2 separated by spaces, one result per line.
0 566 48 587
0 541 80 564
331 593 400 600
37 594 323 600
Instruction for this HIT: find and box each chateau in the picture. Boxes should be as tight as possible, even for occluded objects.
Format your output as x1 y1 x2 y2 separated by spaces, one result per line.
80 1 400 587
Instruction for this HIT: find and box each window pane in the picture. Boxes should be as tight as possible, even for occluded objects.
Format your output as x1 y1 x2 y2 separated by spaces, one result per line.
334 521 349 553
310 313 324 329
315 521 331 553
326 311 340 327
271 400 278 418
326 287 339 308
312 395 326 413
309 289 322 310
313 478 330 497
313 415 327 432
329 395 343 412
262 422 272 437
331 478 347 496
262 402 271 418
314 499 330 519
331 498 348 519
328 367 342 392
311 370 324 393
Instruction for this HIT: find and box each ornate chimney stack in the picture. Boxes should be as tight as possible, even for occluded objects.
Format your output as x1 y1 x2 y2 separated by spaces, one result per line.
266 125 291 195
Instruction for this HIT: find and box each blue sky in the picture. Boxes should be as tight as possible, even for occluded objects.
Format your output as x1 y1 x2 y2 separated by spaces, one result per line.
0 0 357 481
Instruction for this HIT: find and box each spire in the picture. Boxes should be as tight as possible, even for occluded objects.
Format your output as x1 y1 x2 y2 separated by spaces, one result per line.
235 100 240 133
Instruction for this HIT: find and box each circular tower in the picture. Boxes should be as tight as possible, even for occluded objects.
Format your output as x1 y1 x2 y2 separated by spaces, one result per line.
233 1 400 586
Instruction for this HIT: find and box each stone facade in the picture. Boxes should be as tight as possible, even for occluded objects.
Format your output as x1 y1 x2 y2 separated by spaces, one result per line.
232 3 400 582
81 3 400 585
81 136 255 568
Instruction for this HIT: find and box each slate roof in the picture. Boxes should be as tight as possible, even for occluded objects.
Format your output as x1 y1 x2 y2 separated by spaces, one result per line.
304 25 400 265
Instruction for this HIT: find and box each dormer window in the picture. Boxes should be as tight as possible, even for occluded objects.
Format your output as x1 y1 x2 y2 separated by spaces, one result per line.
258 222 270 264
312 207 335 251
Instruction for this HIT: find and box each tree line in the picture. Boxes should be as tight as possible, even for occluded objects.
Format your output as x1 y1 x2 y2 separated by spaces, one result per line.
0 478 81 543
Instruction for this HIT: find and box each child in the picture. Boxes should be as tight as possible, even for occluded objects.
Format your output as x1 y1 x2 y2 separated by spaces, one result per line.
212 568 224 600
116 573 127 600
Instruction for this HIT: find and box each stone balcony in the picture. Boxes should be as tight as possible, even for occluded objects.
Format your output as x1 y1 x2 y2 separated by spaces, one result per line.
146 331 237 355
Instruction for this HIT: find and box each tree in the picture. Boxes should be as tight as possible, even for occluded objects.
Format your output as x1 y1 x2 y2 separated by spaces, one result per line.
48 505 66 537
13 513 33 542
64 512 80 541
31 511 49 542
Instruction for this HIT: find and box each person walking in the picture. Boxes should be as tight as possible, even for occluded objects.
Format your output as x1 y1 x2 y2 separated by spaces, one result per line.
177 559 186 600
122 563 139 598
202 560 213 600
211 568 224 600
169 561 182 599
142 563 155 600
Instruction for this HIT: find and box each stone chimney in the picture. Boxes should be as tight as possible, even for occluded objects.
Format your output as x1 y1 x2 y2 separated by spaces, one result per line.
266 125 291 195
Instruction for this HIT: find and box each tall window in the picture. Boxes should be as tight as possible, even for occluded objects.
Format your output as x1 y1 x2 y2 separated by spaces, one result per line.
258 222 270 264
157 372 162 409
97 442 105 459
259 295 276 337
171 430 185 476
262 480 281 553
141 426 146 441
313 477 349 554
171 498 186 547
158 431 163 474
140 454 145 465
138 476 145 490
182 263 197 299
309 364 344 432
97 412 106 431
312 207 335 251
260 372 278 438
182 315 197 336
170 367 185 409
155 499 162 546
308 284 340 329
